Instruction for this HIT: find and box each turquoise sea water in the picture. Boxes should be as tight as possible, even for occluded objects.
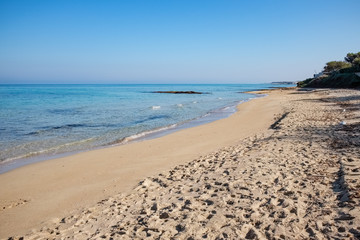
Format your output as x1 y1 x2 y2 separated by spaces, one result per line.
0 84 292 172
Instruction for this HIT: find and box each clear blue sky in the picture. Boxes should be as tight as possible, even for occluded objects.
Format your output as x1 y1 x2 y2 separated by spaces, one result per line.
0 0 359 84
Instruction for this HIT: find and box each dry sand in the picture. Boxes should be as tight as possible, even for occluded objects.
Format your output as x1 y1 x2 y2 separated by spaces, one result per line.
1 88 360 239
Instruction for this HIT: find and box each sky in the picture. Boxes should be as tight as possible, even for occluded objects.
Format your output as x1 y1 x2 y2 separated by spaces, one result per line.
0 0 359 84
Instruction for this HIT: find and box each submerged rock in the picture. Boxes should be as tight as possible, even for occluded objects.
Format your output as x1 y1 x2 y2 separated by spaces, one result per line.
153 91 205 94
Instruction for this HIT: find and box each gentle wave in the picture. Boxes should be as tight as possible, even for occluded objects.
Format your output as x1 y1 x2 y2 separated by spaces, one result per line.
110 100 249 146
108 124 178 146
1 138 95 163
26 124 88 135
133 115 170 125
26 123 126 136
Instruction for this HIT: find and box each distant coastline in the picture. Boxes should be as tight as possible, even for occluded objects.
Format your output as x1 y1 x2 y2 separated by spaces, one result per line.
271 81 298 85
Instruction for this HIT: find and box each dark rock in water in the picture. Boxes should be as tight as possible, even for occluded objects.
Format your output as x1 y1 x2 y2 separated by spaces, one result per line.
153 91 204 94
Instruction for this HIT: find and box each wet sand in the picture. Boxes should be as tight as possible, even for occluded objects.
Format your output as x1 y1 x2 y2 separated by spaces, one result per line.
1 88 360 239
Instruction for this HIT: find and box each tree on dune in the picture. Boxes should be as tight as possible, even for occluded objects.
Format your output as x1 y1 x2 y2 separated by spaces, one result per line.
323 61 351 73
344 52 360 67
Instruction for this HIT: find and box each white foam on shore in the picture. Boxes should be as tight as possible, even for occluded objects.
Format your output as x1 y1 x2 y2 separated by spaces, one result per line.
124 97 263 144
111 124 178 146
1 138 95 164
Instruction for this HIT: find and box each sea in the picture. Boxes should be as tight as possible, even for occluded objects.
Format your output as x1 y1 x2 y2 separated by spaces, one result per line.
0 84 293 173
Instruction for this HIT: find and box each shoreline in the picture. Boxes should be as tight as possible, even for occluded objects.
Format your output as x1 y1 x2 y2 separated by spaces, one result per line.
3 87 359 239
0 93 262 174
0 89 283 238
1 83 287 174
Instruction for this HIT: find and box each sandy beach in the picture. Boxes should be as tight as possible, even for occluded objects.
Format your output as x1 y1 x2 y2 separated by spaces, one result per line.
1 88 360 239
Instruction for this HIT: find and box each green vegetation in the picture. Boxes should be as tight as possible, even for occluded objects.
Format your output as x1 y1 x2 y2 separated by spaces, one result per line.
345 52 360 65
297 52 360 88
323 61 351 73
297 78 314 88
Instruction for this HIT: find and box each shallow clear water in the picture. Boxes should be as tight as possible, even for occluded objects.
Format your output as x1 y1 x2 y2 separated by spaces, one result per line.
0 84 292 171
